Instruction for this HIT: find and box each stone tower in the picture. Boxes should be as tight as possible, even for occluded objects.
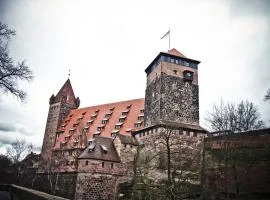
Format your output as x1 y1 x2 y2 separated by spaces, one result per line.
41 79 80 161
144 48 200 127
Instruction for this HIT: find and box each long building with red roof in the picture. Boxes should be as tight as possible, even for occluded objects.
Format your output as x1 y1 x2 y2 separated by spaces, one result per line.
39 48 208 199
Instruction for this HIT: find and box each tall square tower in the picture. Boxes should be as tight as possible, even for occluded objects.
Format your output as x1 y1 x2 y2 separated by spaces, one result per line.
144 48 200 127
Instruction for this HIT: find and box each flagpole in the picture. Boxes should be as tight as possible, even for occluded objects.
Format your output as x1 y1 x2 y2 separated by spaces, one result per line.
169 28 170 50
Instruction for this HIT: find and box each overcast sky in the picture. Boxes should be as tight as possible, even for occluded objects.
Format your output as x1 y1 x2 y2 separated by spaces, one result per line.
0 0 269 153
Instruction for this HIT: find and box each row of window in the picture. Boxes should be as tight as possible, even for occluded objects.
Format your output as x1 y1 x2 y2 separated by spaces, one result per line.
137 129 198 138
85 160 114 169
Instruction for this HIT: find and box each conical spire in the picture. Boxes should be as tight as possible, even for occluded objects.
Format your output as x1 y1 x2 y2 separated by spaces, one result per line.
50 78 79 107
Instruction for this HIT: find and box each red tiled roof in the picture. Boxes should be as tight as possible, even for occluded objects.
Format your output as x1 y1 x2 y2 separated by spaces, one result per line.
54 98 145 150
166 48 186 58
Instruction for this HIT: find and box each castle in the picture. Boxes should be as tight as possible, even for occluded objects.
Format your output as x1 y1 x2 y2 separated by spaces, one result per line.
39 48 208 199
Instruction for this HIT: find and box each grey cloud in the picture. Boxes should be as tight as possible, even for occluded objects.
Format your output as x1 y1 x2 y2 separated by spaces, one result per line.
0 121 16 132
228 0 270 18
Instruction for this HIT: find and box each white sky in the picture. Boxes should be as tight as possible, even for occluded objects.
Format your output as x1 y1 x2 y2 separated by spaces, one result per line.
0 0 269 153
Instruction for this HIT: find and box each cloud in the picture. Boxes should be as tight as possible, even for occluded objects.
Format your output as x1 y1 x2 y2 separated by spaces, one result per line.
0 121 16 132
228 0 270 18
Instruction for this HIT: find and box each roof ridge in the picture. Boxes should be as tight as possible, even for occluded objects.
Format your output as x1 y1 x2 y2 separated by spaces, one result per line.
75 98 144 111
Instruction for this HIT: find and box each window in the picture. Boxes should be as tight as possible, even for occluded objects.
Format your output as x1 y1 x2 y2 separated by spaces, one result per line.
111 163 114 169
97 127 103 131
135 121 143 128
138 115 144 121
193 132 197 137
183 70 193 81
140 109 144 114
119 118 125 122
105 113 112 118
175 60 179 64
173 70 177 75
102 162 104 167
171 58 174 63
122 110 129 116
85 160 88 165
115 123 123 130
87 120 94 126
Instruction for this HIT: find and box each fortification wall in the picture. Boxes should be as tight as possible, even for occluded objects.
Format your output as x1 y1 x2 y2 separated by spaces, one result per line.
201 129 270 200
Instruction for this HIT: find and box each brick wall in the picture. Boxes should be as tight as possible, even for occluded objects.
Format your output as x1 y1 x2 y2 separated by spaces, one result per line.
201 129 270 199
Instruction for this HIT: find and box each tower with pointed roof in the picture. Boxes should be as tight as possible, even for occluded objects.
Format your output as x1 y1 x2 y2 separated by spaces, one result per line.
40 79 80 161
144 48 201 127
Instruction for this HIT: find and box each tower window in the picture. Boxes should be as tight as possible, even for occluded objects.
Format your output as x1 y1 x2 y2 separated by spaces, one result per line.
183 70 193 81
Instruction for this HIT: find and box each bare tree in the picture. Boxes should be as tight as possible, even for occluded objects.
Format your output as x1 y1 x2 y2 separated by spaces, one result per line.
205 100 264 132
6 138 30 163
0 22 33 101
265 88 270 102
132 127 202 200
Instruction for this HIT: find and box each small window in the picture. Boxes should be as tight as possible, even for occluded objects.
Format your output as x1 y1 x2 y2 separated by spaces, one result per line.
86 160 89 165
119 118 125 122
193 132 197 137
171 58 174 63
111 163 114 169
173 70 177 75
102 162 104 168
183 70 193 81
175 60 179 64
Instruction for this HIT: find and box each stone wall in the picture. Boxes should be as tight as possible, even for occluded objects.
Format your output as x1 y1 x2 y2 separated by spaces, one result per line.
201 129 270 200
160 73 199 125
75 173 120 200
145 72 199 127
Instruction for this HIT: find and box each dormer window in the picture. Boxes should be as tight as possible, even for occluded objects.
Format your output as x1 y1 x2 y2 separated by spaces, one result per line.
69 128 75 134
140 109 144 114
87 120 94 126
105 112 113 118
102 118 109 124
119 116 126 122
97 124 104 131
93 131 101 137
115 122 123 130
183 70 193 81
111 130 119 137
126 104 132 109
138 114 144 121
100 145 108 153
109 107 115 112
89 143 96 151
83 126 89 133
122 110 129 116
134 121 143 128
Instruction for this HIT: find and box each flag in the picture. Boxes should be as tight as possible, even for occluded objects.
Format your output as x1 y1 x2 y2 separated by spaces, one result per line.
161 29 170 39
